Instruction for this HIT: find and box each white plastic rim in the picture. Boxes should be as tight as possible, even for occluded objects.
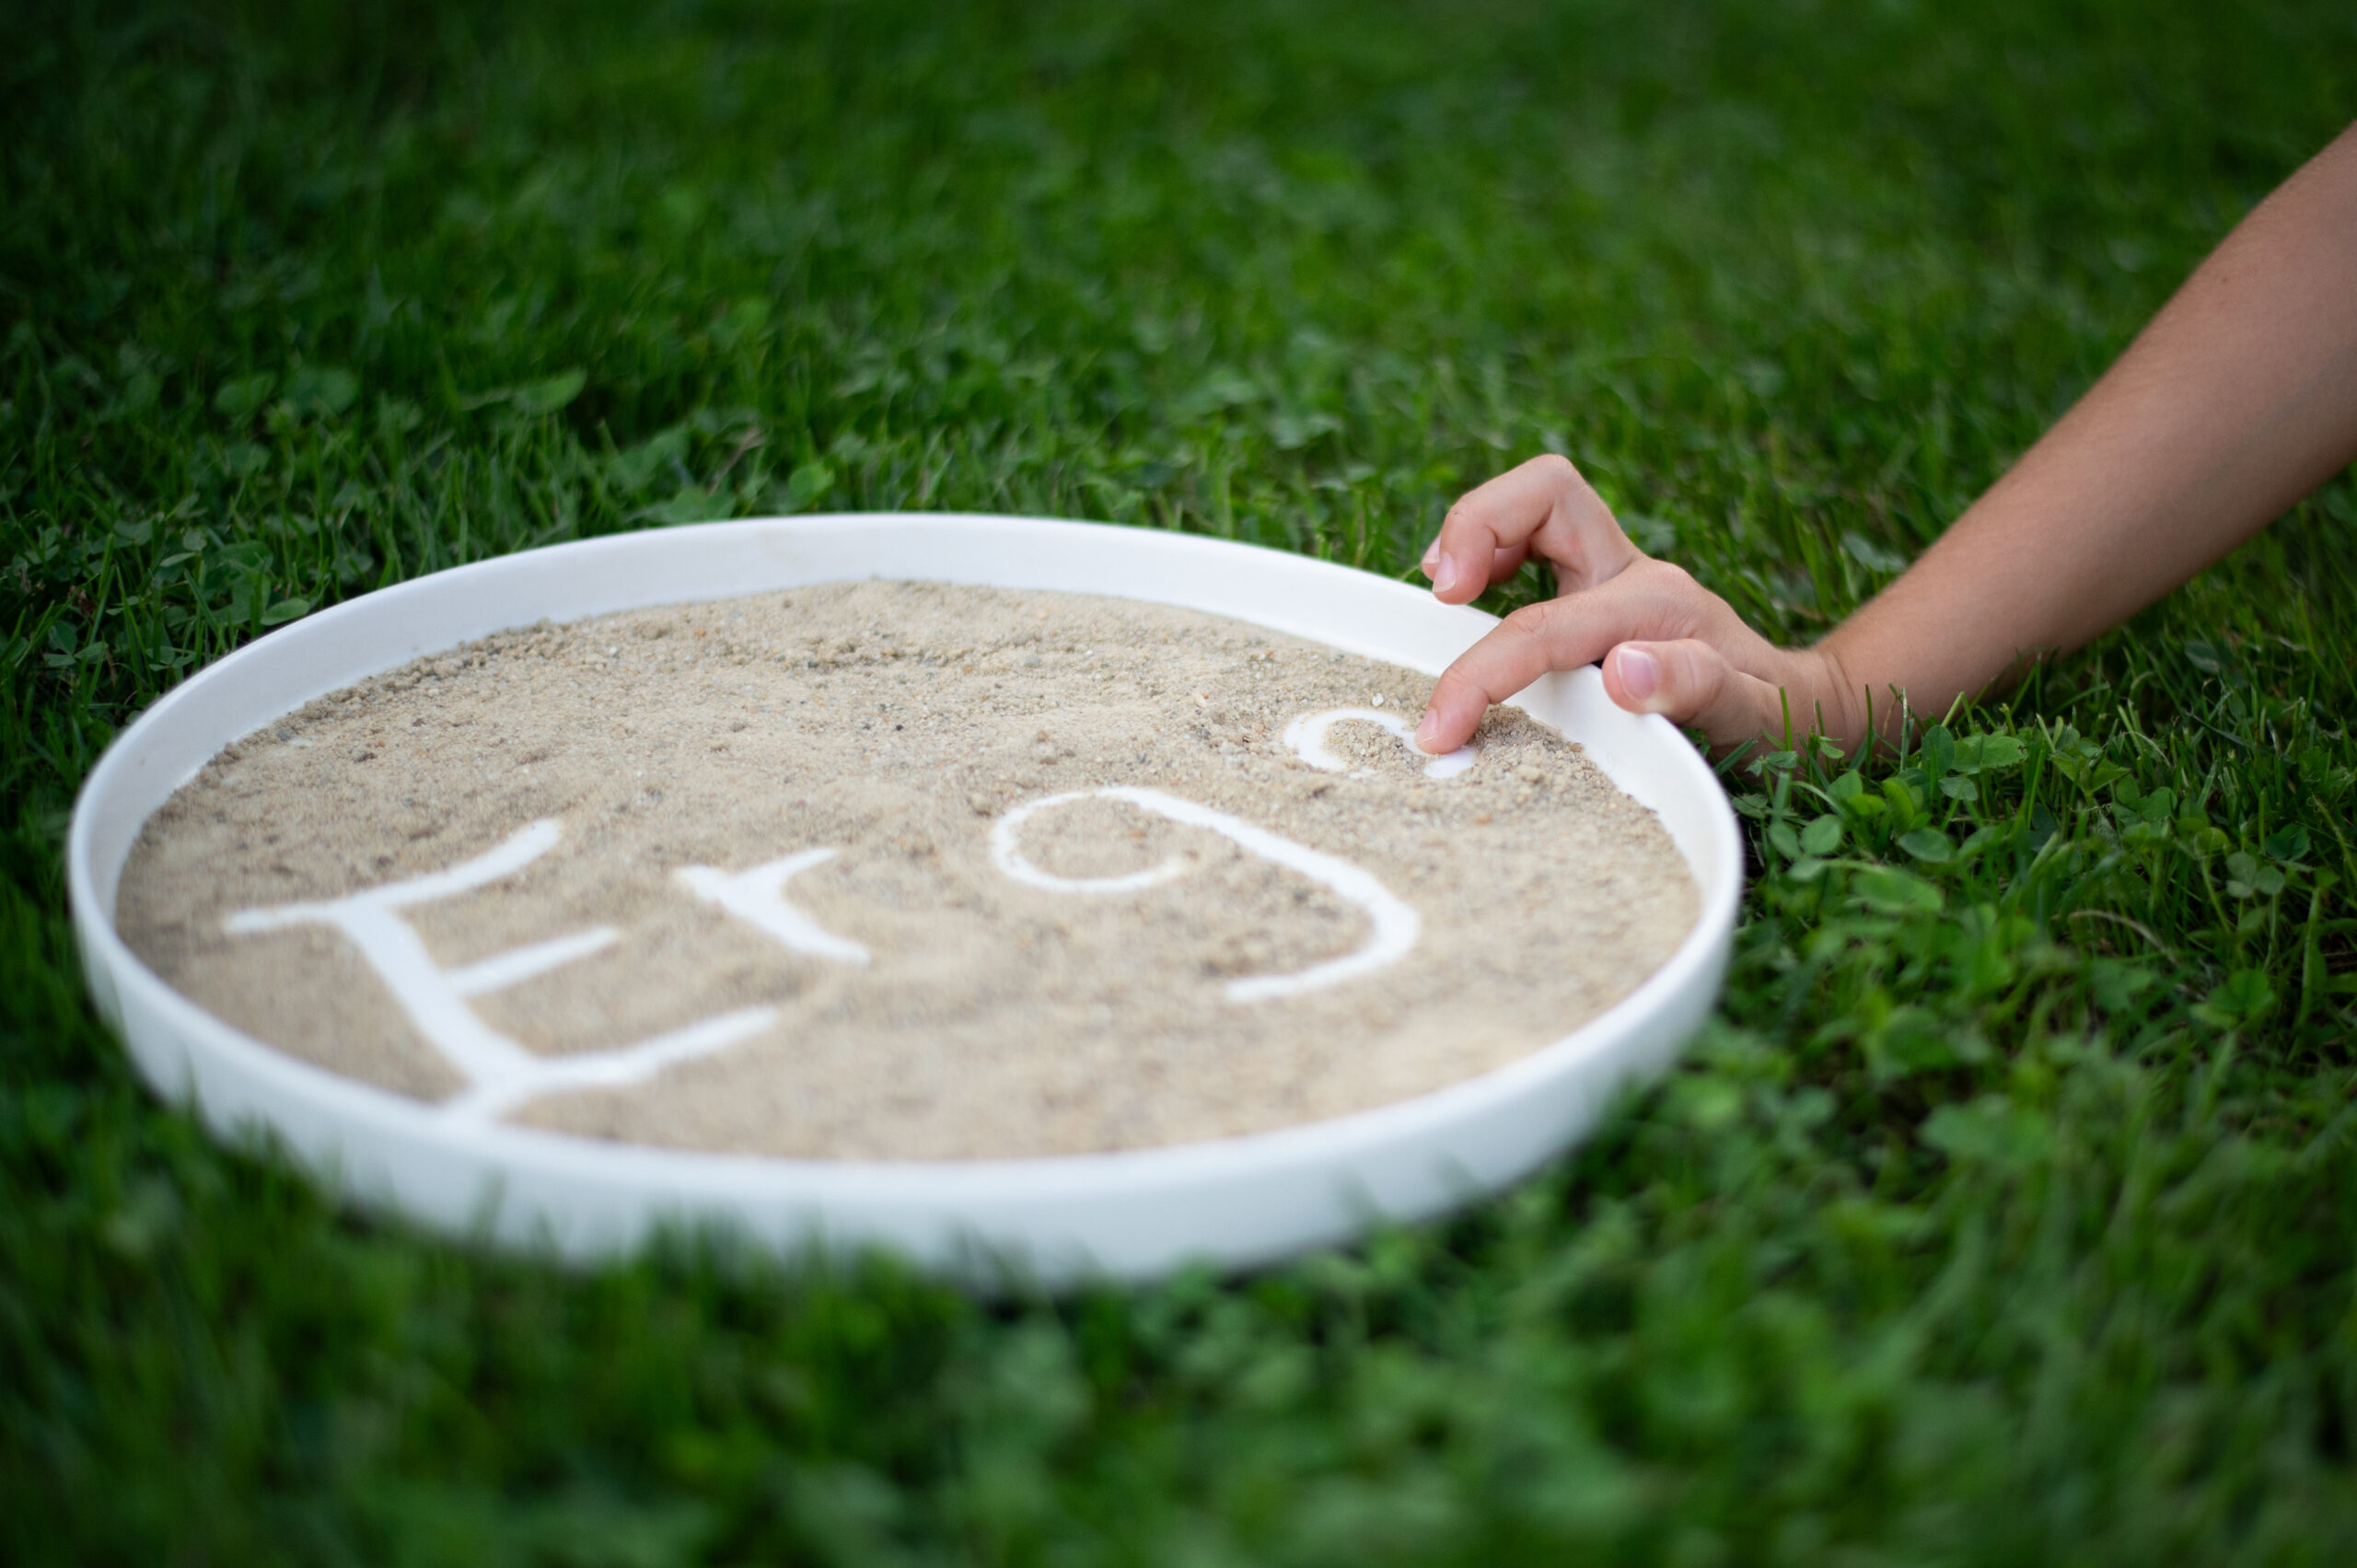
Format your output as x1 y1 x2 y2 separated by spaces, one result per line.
68 514 1743 1285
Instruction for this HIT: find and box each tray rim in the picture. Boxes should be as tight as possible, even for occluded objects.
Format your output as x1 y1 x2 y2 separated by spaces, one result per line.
67 513 1743 1283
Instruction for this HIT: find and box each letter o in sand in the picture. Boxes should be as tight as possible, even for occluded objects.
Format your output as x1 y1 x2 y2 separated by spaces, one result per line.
990 786 1421 1003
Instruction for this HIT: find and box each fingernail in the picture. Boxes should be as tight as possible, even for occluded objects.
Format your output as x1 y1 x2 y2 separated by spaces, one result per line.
1415 710 1445 751
1433 555 1460 596
1420 541 1439 575
1617 645 1660 703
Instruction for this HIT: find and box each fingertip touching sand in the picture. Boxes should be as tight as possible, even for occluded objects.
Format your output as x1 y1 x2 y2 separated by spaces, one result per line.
115 580 1699 1158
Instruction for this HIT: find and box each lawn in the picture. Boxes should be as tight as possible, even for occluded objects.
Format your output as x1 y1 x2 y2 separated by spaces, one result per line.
7 0 2357 1561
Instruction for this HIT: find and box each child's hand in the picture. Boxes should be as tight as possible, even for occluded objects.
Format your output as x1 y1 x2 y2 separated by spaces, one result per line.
1418 128 2357 761
1412 455 1851 754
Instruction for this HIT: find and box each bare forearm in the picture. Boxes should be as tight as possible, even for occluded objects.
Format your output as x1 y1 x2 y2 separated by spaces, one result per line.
1417 125 2357 762
1815 122 2357 742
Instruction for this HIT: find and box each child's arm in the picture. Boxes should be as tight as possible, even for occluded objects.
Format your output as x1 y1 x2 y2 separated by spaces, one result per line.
1414 120 2357 757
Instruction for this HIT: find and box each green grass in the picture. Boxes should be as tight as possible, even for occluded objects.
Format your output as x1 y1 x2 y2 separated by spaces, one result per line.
7 0 2357 1560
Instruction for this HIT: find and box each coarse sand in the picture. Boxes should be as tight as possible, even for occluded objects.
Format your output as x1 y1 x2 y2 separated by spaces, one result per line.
114 580 1700 1158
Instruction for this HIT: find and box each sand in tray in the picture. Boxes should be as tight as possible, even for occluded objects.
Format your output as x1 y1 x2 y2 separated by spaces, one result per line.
114 580 1701 1159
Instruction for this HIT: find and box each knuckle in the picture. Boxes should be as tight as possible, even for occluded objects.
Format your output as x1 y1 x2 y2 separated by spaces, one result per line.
1502 601 1555 637
1529 452 1578 486
1645 559 1698 593
1627 559 1701 611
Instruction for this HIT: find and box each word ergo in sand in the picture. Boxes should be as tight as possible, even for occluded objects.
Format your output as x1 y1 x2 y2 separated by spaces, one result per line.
218 771 1426 1130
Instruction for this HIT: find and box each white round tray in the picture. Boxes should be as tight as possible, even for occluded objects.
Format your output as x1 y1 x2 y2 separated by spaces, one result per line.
68 514 1741 1284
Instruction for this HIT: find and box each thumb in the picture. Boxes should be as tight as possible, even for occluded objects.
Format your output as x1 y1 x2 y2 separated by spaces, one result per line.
1603 639 1794 749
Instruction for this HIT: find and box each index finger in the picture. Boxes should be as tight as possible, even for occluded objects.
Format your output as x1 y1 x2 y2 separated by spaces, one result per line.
1424 454 1636 605
1413 595 1627 752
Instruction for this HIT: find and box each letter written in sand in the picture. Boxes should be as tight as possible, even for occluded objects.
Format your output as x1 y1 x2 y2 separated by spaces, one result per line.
223 820 797 1125
1283 707 1477 780
674 848 871 964
990 785 1420 1002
